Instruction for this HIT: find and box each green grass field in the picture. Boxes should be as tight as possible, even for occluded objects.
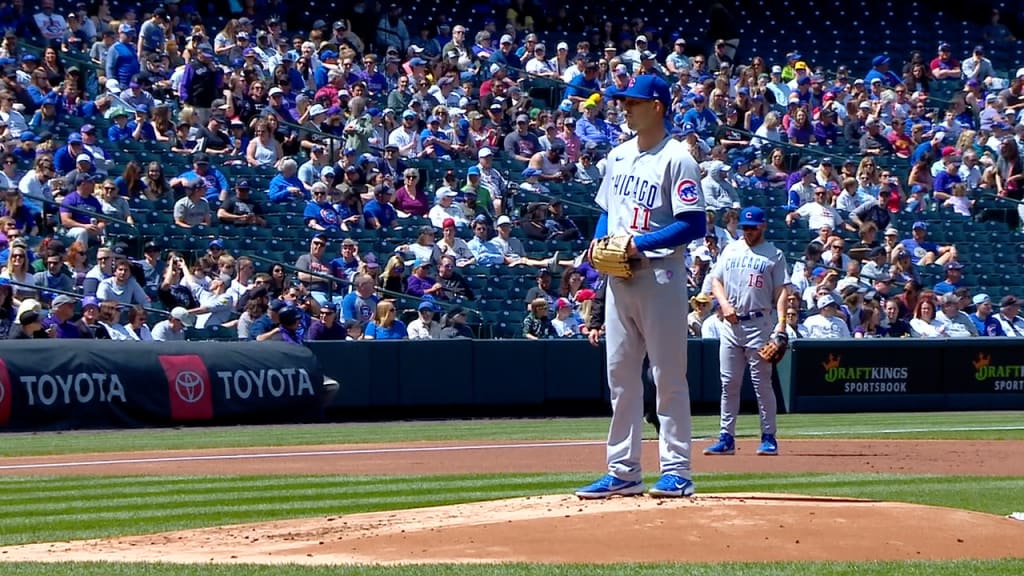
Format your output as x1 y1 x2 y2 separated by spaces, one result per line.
2 412 1023 575
2 411 1023 457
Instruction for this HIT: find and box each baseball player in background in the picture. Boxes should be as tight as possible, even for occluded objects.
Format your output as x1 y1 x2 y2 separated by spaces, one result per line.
705 206 789 456
575 75 707 499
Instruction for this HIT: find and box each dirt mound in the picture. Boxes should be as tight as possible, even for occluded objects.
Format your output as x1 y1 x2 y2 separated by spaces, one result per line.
3 494 1022 565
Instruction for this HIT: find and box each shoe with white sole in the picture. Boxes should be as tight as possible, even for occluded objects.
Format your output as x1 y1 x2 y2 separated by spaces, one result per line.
757 434 779 455
703 432 736 455
574 474 645 499
648 473 696 498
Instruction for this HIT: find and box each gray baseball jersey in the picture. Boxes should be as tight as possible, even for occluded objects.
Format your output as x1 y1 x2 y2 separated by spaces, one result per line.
595 135 704 485
709 239 788 315
710 237 788 441
596 137 705 259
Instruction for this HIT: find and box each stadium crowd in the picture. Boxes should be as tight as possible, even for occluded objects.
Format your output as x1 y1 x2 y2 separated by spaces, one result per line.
1 2 1024 341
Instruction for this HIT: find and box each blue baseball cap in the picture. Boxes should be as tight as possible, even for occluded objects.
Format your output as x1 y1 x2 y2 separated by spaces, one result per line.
467 165 481 176
738 206 766 227
521 167 542 178
611 75 672 111
681 122 697 136
872 55 890 67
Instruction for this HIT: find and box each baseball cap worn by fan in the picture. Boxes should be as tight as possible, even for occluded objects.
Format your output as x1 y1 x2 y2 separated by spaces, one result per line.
170 306 195 327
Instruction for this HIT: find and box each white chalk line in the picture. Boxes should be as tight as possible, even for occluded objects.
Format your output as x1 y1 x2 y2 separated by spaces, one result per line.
0 440 605 471
0 425 1021 471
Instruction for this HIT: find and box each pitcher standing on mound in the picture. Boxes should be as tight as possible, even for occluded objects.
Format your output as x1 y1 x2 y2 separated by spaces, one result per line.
574 76 707 499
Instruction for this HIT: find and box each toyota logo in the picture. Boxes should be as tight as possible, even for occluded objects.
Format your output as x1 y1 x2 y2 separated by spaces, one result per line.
174 370 205 403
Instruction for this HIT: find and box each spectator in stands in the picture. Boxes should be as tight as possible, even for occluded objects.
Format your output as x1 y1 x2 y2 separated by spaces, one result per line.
40 294 80 338
936 292 979 337
405 259 442 298
73 296 106 339
294 233 335 306
307 303 346 341
97 257 149 307
179 49 224 122
900 221 957 266
246 118 284 168
31 249 72 300
427 186 466 228
152 306 192 341
969 293 1004 336
852 300 883 338
59 174 103 245
268 157 309 203
77 245 112 296
120 305 152 341
393 168 430 217
328 238 362 284
217 180 265 227
702 161 737 212
96 179 132 226
550 297 580 337
996 295 1024 336
341 273 378 328
878 298 910 337
786 187 842 230
106 24 139 89
173 179 211 228
504 113 542 162
802 294 851 338
859 118 894 156
962 46 994 87
378 254 407 294
363 299 407 340
933 261 965 295
433 305 468 339
930 43 961 80
522 297 554 339
363 184 399 230
303 182 341 232
407 300 442 339
169 153 229 203
436 254 474 301
910 297 948 338
434 219 473 266
395 225 443 267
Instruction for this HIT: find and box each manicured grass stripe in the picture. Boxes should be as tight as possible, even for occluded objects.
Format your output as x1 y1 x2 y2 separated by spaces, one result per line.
1 473 1022 547
3 412 1024 457
4 560 1024 576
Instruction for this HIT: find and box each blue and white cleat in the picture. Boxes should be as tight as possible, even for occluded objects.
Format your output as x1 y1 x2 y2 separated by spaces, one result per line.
648 473 696 498
574 474 645 499
756 434 779 456
703 432 736 455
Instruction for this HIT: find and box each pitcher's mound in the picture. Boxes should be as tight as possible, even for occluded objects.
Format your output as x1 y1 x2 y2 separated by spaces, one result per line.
3 493 1023 565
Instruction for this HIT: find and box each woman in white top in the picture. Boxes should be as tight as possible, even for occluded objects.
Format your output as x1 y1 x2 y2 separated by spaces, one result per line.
436 222 474 265
98 300 132 340
124 305 154 341
910 298 948 338
751 111 782 151
246 118 283 168
2 242 36 303
98 179 135 225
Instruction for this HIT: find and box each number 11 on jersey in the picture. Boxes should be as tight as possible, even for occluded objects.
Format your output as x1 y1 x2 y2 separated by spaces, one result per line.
630 206 651 232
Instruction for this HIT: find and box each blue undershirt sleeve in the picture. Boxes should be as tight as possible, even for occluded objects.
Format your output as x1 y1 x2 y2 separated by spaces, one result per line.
594 212 608 238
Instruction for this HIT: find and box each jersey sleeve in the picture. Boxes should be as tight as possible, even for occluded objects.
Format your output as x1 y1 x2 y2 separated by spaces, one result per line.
772 249 789 290
594 152 614 212
668 145 706 216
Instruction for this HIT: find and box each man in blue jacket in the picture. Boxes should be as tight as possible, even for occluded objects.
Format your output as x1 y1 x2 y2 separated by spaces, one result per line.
105 24 140 89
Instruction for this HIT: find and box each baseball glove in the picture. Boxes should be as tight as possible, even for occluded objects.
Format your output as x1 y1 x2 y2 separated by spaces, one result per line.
758 331 789 363
589 235 633 279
